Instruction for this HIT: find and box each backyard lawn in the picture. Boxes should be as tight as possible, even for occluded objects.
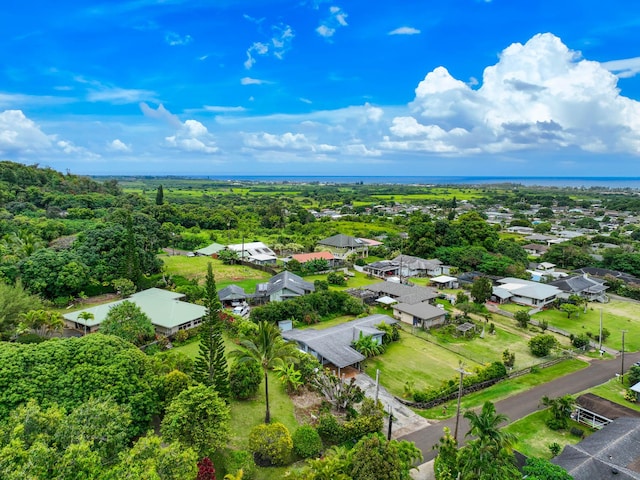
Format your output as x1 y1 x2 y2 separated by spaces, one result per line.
160 254 271 287
532 300 640 351
415 322 542 368
364 331 473 398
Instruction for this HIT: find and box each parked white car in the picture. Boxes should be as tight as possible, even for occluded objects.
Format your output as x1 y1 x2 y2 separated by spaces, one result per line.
232 304 250 318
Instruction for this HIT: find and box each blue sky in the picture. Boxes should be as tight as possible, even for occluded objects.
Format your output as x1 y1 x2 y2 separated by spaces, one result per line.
1 0 640 177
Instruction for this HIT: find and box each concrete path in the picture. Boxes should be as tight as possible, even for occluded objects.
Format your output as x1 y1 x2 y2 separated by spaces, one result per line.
353 372 431 438
400 350 640 463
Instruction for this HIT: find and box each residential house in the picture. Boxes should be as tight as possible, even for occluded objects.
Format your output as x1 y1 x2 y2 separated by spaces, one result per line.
492 278 561 307
549 274 609 303
575 267 639 286
63 288 207 336
194 242 226 257
364 281 438 305
363 255 449 280
289 251 338 268
316 234 369 259
392 302 447 329
227 241 277 265
429 275 459 289
522 243 549 257
254 271 315 303
281 314 397 375
553 417 640 479
218 285 248 307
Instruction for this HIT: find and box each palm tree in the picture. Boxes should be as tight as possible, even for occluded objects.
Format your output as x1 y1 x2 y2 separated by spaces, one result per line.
464 401 516 448
229 321 299 423
77 311 95 335
459 401 519 480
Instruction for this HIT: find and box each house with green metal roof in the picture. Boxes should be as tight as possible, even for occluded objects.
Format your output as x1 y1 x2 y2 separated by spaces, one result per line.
63 288 207 336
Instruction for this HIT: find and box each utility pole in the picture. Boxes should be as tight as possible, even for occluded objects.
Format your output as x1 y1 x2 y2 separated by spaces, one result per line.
598 309 603 352
387 404 393 440
621 330 628 382
454 362 471 442
374 369 380 404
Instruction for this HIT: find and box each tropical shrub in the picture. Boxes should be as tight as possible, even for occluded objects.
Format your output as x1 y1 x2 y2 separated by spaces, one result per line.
292 425 323 459
229 360 262 400
248 422 293 467
529 334 557 357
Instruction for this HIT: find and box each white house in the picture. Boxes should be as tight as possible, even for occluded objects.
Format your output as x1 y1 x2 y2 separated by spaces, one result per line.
492 278 561 308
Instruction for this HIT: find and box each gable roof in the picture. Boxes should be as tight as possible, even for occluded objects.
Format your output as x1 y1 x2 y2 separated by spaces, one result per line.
218 285 247 301
291 251 335 263
393 302 446 320
318 234 366 248
365 282 438 304
550 275 608 294
553 417 640 479
195 242 226 256
495 277 562 300
256 271 314 297
391 254 443 271
282 314 397 368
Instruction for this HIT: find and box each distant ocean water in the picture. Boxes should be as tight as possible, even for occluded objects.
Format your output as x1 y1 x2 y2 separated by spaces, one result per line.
197 176 640 189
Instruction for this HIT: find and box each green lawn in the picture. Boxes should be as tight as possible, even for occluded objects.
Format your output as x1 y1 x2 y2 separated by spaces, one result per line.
498 303 530 314
532 300 640 351
418 359 588 420
173 337 300 444
586 378 640 413
364 331 470 397
160 254 271 285
414 323 541 368
504 410 592 459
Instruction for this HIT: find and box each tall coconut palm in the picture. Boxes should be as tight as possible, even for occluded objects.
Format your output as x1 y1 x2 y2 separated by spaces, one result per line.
230 321 299 423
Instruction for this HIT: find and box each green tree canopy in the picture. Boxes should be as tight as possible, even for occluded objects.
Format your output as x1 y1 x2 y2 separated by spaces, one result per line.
100 300 155 346
0 280 43 339
160 385 230 458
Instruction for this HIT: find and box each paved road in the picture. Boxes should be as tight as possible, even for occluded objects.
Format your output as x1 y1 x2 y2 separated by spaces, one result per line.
400 351 640 462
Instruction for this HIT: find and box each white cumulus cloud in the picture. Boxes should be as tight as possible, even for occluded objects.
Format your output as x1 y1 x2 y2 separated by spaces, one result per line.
165 119 218 154
244 132 337 153
0 109 54 155
387 33 640 156
241 77 268 85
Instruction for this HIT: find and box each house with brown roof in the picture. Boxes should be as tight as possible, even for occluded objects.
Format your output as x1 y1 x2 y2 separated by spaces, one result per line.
317 234 369 259
290 251 338 268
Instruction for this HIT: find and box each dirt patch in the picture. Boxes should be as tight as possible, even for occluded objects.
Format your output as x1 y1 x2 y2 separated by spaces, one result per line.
291 388 324 425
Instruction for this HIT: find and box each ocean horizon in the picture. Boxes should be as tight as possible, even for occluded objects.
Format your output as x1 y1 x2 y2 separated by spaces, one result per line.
136 175 640 189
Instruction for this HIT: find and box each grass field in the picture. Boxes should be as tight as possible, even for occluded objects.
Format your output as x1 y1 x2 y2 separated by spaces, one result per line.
533 300 640 351
415 321 542 368
504 410 592 459
418 359 588 420
160 254 271 285
364 331 476 397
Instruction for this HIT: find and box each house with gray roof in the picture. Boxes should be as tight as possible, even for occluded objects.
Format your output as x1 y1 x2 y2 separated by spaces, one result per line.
218 285 247 307
392 302 447 329
364 281 438 305
63 288 207 336
549 274 609 303
317 234 369 259
553 417 640 479
281 314 397 374
492 278 561 307
363 255 449 279
254 271 314 303
227 241 277 265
